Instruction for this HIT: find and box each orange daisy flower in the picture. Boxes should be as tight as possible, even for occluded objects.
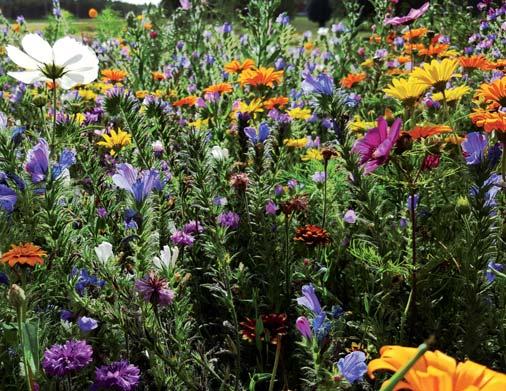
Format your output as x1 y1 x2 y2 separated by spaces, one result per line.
459 55 492 71
263 96 289 110
476 76 506 108
491 59 506 71
403 27 428 41
238 67 284 88
404 43 425 54
151 71 165 81
404 125 452 140
418 44 449 57
470 110 506 133
340 72 366 89
1 243 46 267
224 59 255 74
101 69 127 83
172 95 198 107
203 82 233 95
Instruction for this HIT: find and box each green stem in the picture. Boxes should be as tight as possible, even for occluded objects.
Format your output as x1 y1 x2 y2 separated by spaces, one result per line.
381 343 430 391
268 337 282 391
17 305 33 391
501 142 506 182
51 80 57 148
322 160 328 229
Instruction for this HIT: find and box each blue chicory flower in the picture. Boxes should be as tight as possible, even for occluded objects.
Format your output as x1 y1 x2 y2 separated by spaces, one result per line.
486 261 504 283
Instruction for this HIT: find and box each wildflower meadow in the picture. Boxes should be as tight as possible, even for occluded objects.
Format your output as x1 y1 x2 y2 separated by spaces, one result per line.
1 0 506 389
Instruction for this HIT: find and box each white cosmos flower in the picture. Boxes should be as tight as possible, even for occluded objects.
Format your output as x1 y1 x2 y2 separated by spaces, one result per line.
153 245 179 270
6 33 99 89
94 242 114 264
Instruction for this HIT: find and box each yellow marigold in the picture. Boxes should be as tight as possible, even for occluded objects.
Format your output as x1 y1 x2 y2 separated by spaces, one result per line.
74 113 85 125
237 99 264 115
368 345 506 391
432 85 470 102
135 90 149 99
97 128 132 156
383 77 428 105
78 89 97 100
411 58 459 92
284 138 307 148
361 59 374 68
304 42 314 51
301 149 323 161
238 67 284 88
287 107 312 121
1 243 46 268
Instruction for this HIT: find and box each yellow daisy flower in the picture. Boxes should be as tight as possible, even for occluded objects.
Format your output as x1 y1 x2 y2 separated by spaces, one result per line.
348 116 376 132
410 58 459 92
283 138 307 148
383 77 429 106
78 89 97 101
287 107 312 121
432 85 470 102
97 128 132 156
188 118 209 129
301 149 323 161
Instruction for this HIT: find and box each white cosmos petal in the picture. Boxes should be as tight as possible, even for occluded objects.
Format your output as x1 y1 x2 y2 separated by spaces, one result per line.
59 73 85 89
6 45 40 70
7 70 45 84
21 34 52 64
53 37 83 66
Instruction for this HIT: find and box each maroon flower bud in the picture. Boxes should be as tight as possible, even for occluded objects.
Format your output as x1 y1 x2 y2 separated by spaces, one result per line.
150 31 158 39
421 153 441 171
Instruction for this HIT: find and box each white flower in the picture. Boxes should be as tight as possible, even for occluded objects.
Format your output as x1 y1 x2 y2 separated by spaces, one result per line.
94 242 114 264
153 245 179 270
317 27 329 36
6 33 99 89
210 145 229 161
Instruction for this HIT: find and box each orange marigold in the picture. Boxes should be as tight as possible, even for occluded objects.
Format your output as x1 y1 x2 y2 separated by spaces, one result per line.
294 224 330 246
404 125 452 140
172 95 198 107
224 59 255 74
418 44 449 57
1 243 46 267
203 83 233 95
238 67 284 88
263 96 289 110
340 72 366 89
101 69 127 83
459 55 492 71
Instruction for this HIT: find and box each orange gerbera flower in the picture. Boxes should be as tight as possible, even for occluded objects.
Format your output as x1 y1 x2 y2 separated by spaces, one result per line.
470 110 506 133
263 96 289 110
459 55 492 71
403 27 428 41
404 125 452 140
476 76 506 108
203 82 233 95
340 72 366 89
151 71 165 81
224 59 255 74
368 345 506 391
172 95 198 107
418 44 449 57
1 243 46 267
238 67 284 88
101 69 127 83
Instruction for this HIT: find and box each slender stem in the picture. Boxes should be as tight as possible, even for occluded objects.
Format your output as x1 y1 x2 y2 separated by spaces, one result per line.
284 216 291 299
409 189 418 337
382 343 430 391
51 80 57 148
17 305 33 391
322 160 328 229
501 142 506 182
268 337 282 391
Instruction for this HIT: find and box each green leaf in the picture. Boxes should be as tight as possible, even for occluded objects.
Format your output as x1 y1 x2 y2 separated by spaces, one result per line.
22 320 40 375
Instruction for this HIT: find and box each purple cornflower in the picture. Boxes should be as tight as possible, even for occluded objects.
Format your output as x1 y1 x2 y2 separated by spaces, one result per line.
60 309 73 321
112 163 161 204
24 138 49 183
217 211 240 229
213 196 228 206
52 148 77 180
183 220 204 234
297 284 322 315
296 316 312 339
0 184 17 213
171 230 195 247
384 2 430 26
77 316 98 332
337 351 367 383
135 272 175 306
301 72 334 96
486 261 504 283
461 132 487 165
244 123 270 144
470 173 502 208
343 209 357 224
312 171 326 183
94 360 140 391
42 340 93 377
351 117 402 174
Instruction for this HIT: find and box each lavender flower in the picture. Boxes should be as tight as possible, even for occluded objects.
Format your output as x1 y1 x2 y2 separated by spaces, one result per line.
135 272 175 306
42 340 93 377
343 209 357 224
112 163 161 203
77 316 98 332
171 230 195 247
265 200 279 215
297 284 322 315
312 171 326 183
217 211 240 229
337 351 367 383
24 138 49 183
296 316 312 339
301 72 334 96
94 360 140 391
461 132 487 165
183 220 204 234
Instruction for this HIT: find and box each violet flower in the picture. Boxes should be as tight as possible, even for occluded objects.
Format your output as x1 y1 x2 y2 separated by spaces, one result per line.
337 351 367 383
112 163 161 204
135 272 175 306
93 360 140 391
217 211 240 229
42 340 93 377
0 184 17 213
301 72 334 96
297 284 322 315
296 316 312 339
384 2 430 26
24 138 49 183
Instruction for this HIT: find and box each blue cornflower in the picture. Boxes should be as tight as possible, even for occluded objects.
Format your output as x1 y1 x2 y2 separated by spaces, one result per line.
337 351 367 384
312 312 331 342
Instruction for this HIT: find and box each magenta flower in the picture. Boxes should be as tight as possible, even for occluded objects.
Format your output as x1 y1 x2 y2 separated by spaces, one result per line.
42 340 93 377
384 2 430 26
135 272 175 306
296 316 312 339
351 117 402 174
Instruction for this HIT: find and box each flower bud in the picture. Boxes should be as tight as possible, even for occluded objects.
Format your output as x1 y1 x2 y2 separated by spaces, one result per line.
8 284 26 309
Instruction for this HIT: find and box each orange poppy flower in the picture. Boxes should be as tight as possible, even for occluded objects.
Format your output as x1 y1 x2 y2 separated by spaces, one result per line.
172 95 198 107
263 96 289 110
368 345 506 391
101 69 127 83
224 59 255 74
340 72 366 89
403 27 428 41
476 76 506 108
404 125 452 140
459 55 492 71
418 44 449 57
238 67 284 88
203 83 233 95
151 71 165 81
1 243 46 267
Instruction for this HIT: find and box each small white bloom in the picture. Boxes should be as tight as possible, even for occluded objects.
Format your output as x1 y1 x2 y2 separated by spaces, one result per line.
318 27 329 36
153 245 179 270
210 145 229 161
94 242 114 264
6 33 99 89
